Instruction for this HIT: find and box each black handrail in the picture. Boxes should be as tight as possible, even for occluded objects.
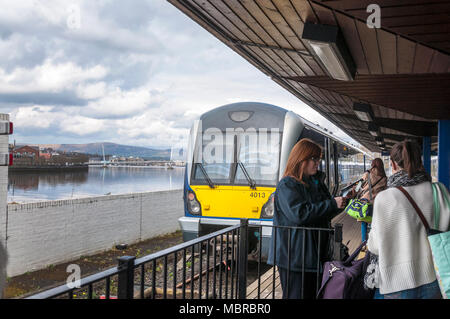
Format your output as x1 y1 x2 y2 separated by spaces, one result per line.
134 225 239 267
26 224 240 300
26 266 118 299
25 220 341 300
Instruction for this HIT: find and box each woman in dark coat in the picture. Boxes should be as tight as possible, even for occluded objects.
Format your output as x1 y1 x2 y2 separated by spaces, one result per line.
267 138 345 299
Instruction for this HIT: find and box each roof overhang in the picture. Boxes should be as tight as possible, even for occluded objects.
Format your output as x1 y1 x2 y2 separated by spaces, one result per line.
168 0 450 153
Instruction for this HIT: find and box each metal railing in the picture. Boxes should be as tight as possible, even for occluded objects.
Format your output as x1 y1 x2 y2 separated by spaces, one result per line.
247 223 342 299
26 219 343 299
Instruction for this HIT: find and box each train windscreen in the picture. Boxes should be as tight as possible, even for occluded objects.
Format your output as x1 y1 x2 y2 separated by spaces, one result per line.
235 130 281 186
192 128 281 186
193 128 234 184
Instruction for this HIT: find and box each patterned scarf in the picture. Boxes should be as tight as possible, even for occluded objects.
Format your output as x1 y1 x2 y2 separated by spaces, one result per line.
364 169 432 290
387 169 432 188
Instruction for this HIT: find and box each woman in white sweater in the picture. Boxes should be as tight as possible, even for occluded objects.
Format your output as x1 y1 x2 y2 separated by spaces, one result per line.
365 140 450 299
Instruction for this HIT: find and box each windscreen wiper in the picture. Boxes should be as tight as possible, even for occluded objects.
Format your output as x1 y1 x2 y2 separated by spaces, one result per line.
197 163 215 189
237 161 256 189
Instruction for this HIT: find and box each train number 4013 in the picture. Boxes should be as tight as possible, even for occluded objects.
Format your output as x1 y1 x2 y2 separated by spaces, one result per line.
250 192 265 198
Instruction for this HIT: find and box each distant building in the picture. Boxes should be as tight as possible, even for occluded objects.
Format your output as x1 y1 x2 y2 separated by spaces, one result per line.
39 149 52 160
109 156 144 163
89 157 102 163
13 146 40 158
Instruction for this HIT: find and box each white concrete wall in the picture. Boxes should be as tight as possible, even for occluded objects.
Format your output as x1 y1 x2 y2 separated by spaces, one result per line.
4 189 184 277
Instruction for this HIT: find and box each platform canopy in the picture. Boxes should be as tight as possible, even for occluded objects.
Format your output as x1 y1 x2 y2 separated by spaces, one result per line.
168 0 450 153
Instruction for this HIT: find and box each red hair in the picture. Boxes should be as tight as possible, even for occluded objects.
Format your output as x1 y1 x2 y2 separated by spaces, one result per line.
283 138 322 184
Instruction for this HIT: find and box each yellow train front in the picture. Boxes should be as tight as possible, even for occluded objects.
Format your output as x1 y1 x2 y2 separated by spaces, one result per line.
179 102 368 258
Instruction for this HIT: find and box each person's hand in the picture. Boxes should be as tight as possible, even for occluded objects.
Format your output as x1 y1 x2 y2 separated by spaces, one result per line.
334 197 346 209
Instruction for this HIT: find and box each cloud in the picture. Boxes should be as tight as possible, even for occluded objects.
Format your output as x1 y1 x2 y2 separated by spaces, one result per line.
81 86 155 119
12 106 57 130
0 91 87 106
0 0 361 149
59 116 106 136
0 59 108 94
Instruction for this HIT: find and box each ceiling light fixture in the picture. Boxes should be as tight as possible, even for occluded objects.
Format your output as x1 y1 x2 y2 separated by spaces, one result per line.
353 103 374 122
368 123 380 137
302 23 356 81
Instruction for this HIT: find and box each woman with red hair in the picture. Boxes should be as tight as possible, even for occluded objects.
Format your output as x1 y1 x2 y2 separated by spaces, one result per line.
267 138 345 299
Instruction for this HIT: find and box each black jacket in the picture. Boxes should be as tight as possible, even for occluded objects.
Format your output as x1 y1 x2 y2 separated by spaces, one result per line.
267 171 340 272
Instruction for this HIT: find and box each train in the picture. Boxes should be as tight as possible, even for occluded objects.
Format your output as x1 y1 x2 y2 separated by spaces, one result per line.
178 102 371 257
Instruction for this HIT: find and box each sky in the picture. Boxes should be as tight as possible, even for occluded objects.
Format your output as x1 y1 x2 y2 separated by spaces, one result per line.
0 0 356 149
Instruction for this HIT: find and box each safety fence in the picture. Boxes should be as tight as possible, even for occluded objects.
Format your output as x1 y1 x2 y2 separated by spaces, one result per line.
26 219 343 299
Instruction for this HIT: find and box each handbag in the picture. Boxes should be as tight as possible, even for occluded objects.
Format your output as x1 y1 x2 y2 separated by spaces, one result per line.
317 240 375 299
344 173 375 223
397 184 450 299
344 198 373 222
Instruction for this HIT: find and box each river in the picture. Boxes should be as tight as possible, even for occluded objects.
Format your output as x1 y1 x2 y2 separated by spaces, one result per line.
8 166 185 203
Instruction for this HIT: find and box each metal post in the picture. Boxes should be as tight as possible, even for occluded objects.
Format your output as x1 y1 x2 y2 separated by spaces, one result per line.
361 223 367 242
333 224 343 261
423 136 431 175
117 256 136 299
361 154 371 242
438 120 450 189
238 219 248 299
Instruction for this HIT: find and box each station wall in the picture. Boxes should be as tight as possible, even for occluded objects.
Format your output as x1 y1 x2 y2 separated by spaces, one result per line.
1 190 184 277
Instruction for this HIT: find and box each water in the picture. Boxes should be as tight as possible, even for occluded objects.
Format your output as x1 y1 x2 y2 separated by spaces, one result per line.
8 166 185 203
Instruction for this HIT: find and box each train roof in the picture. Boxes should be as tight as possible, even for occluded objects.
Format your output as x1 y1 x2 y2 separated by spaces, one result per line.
300 116 371 158
200 102 371 157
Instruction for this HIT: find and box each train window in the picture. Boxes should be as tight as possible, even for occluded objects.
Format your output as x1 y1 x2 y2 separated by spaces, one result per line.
192 128 234 184
235 130 281 186
336 142 365 189
297 127 326 149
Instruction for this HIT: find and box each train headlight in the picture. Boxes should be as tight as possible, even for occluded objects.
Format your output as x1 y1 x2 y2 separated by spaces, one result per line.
187 191 202 215
261 193 275 219
189 201 201 214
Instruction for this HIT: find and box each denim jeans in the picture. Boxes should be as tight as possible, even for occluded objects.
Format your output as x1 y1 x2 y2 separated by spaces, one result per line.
374 280 442 299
